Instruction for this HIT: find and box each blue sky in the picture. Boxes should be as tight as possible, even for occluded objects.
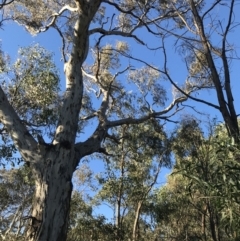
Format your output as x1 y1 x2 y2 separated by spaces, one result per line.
0 22 172 219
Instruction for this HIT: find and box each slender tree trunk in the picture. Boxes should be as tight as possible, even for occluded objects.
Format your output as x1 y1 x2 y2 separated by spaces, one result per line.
115 128 127 241
201 205 207 241
115 161 123 230
189 0 239 143
132 201 142 241
207 202 219 241
116 186 123 241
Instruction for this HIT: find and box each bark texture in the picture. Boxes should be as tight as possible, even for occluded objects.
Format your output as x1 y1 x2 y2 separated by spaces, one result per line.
1 1 102 240
0 0 192 240
26 146 74 241
189 0 239 143
26 1 102 240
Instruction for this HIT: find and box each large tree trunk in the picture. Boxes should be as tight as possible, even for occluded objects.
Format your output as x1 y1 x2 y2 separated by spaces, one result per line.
0 2 102 238
25 147 75 241
21 1 102 240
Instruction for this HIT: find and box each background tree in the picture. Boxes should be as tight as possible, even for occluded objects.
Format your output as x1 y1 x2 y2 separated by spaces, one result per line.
0 1 239 240
67 192 117 241
0 166 33 241
0 1 186 240
153 0 240 142
94 120 171 240
66 164 117 241
154 119 240 241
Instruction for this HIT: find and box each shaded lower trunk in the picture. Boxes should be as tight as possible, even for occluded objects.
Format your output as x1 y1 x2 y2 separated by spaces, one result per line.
132 201 142 241
201 206 207 241
26 147 75 241
115 196 122 241
207 202 219 241
115 152 125 241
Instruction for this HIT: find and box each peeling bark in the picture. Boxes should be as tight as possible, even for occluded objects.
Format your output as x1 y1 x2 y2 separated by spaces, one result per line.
1 1 102 240
0 1 194 240
24 145 73 241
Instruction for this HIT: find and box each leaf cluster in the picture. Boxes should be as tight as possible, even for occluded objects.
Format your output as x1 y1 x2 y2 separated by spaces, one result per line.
156 119 240 240
1 44 61 135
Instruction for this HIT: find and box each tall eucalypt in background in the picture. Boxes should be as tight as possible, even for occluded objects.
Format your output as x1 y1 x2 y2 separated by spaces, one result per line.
157 0 240 143
0 1 187 240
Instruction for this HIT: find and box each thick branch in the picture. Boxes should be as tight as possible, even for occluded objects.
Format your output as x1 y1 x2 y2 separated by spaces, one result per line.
107 96 187 128
221 0 238 132
74 128 105 164
53 0 102 145
0 86 37 155
74 95 186 161
89 28 145 45
40 5 78 32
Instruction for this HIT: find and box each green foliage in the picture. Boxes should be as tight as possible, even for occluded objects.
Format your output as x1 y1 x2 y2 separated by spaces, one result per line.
128 66 166 107
0 166 34 240
156 119 240 240
0 42 9 74
0 44 61 167
1 44 60 131
91 120 171 240
190 49 208 76
4 0 56 34
96 120 170 202
68 192 117 241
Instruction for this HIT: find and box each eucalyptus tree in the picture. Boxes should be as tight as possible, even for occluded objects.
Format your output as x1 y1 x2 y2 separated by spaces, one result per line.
155 119 240 241
67 191 117 241
152 0 240 142
67 165 117 241
0 1 186 240
0 166 33 241
94 120 171 241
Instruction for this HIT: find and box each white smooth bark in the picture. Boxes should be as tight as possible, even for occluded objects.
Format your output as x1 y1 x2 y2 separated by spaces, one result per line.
1 1 102 240
0 86 37 157
27 1 102 240
0 1 191 240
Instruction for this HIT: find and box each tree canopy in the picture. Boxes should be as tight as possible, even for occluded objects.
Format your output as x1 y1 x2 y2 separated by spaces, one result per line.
0 0 239 240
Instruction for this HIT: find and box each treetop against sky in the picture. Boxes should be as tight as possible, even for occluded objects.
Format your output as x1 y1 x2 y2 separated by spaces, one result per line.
1 0 238 173
0 1 240 240
1 1 239 126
